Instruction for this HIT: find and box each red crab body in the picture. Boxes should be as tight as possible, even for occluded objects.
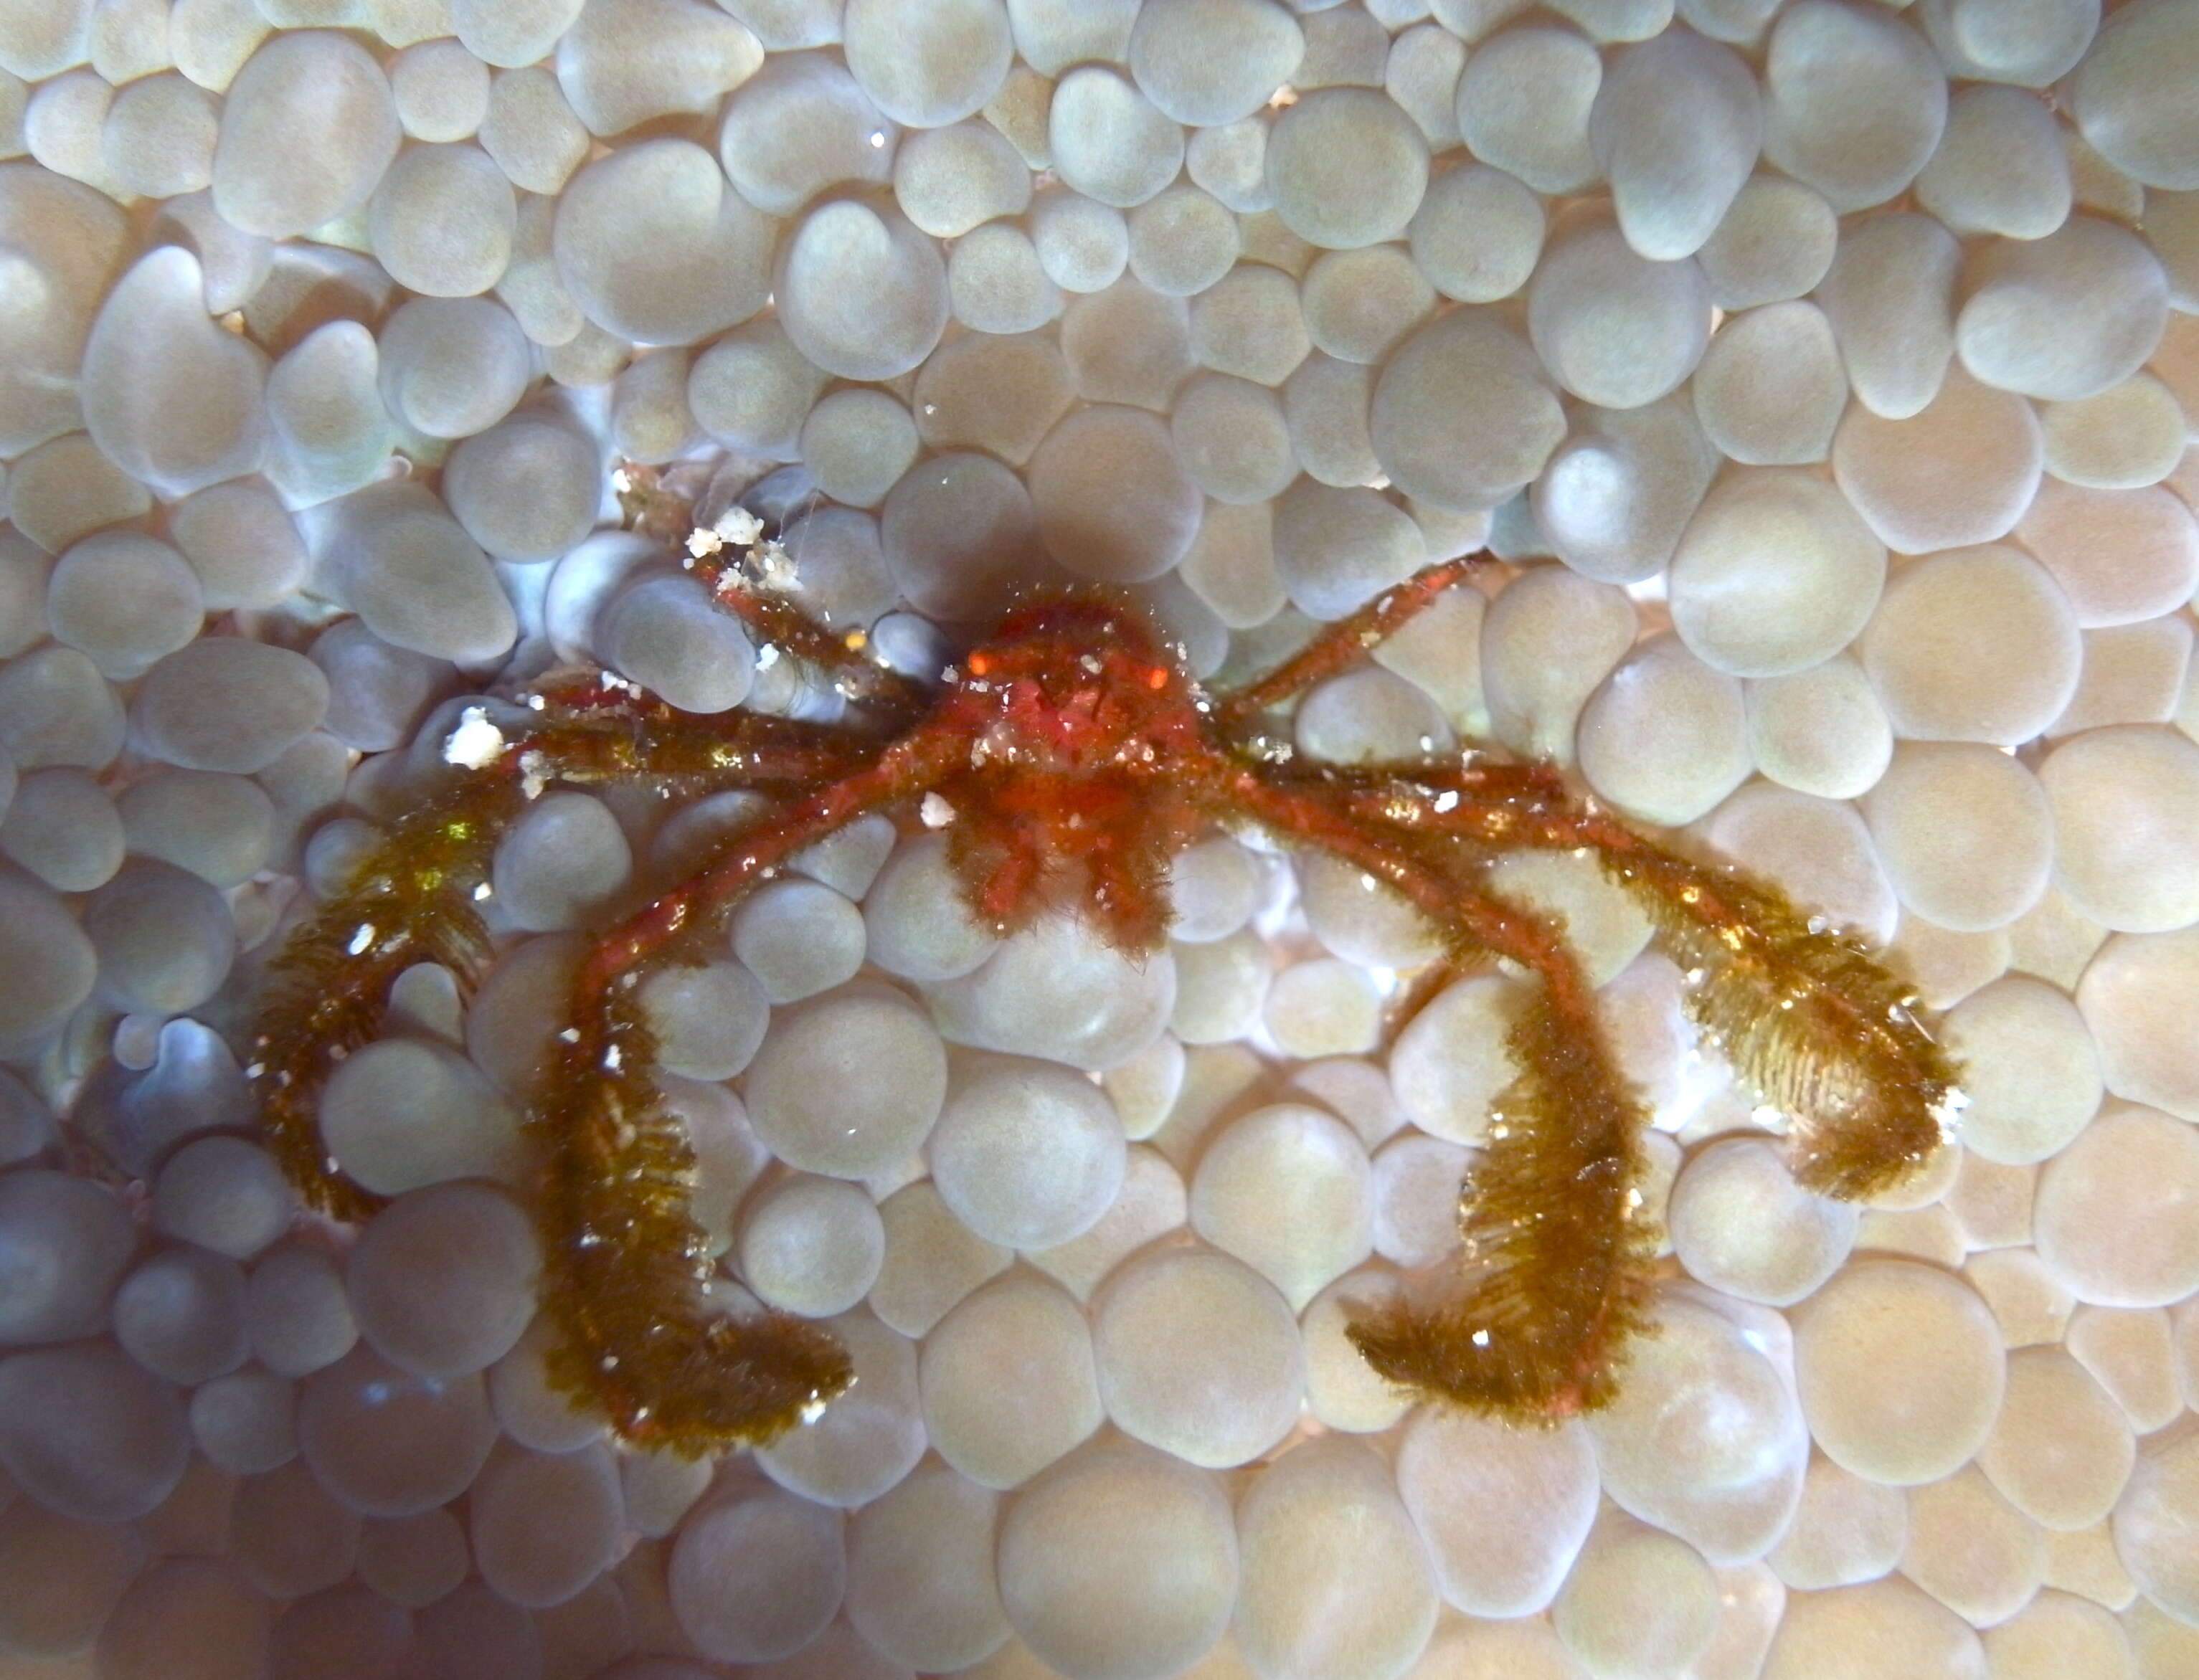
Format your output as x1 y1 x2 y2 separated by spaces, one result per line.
252 476 1960 1458
927 600 1210 947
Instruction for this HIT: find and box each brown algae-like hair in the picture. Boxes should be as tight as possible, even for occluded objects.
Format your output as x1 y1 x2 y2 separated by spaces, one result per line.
252 532 1960 1448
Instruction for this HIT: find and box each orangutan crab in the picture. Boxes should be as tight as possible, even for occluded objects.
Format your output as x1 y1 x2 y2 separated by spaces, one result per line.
252 468 1959 1457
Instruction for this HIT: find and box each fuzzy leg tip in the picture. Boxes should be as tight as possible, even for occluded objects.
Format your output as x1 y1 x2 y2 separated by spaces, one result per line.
1344 1305 1616 1426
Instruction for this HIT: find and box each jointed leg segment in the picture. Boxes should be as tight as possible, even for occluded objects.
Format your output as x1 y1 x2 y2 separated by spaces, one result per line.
1324 775 1953 1200
531 730 970 1451
253 688 955 1451
1229 772 1654 1417
1217 560 1953 1417
254 693 892 1207
1212 554 1489 731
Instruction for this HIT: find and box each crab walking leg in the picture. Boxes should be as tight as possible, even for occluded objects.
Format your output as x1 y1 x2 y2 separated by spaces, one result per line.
1212 554 1490 731
1082 784 1200 950
1332 779 1958 1200
618 469 935 721
253 771 526 1220
683 550 934 722
531 726 970 1455
1226 770 1656 1420
251 709 886 1222
520 672 894 784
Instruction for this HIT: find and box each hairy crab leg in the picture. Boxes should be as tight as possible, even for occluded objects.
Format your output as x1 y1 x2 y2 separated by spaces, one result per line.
1224 767 1656 1419
1328 777 1959 1200
622 466 933 722
1213 552 1490 732
253 771 526 1222
252 706 884 1215
1203 557 1953 1408
691 569 932 723
531 723 971 1455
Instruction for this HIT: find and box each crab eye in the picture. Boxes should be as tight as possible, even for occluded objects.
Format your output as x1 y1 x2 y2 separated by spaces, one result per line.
968 652 991 676
1146 668 1167 690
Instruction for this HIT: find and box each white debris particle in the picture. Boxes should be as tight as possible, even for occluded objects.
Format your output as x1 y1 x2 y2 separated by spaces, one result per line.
752 536 797 588
442 706 509 769
714 506 766 547
519 751 552 799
